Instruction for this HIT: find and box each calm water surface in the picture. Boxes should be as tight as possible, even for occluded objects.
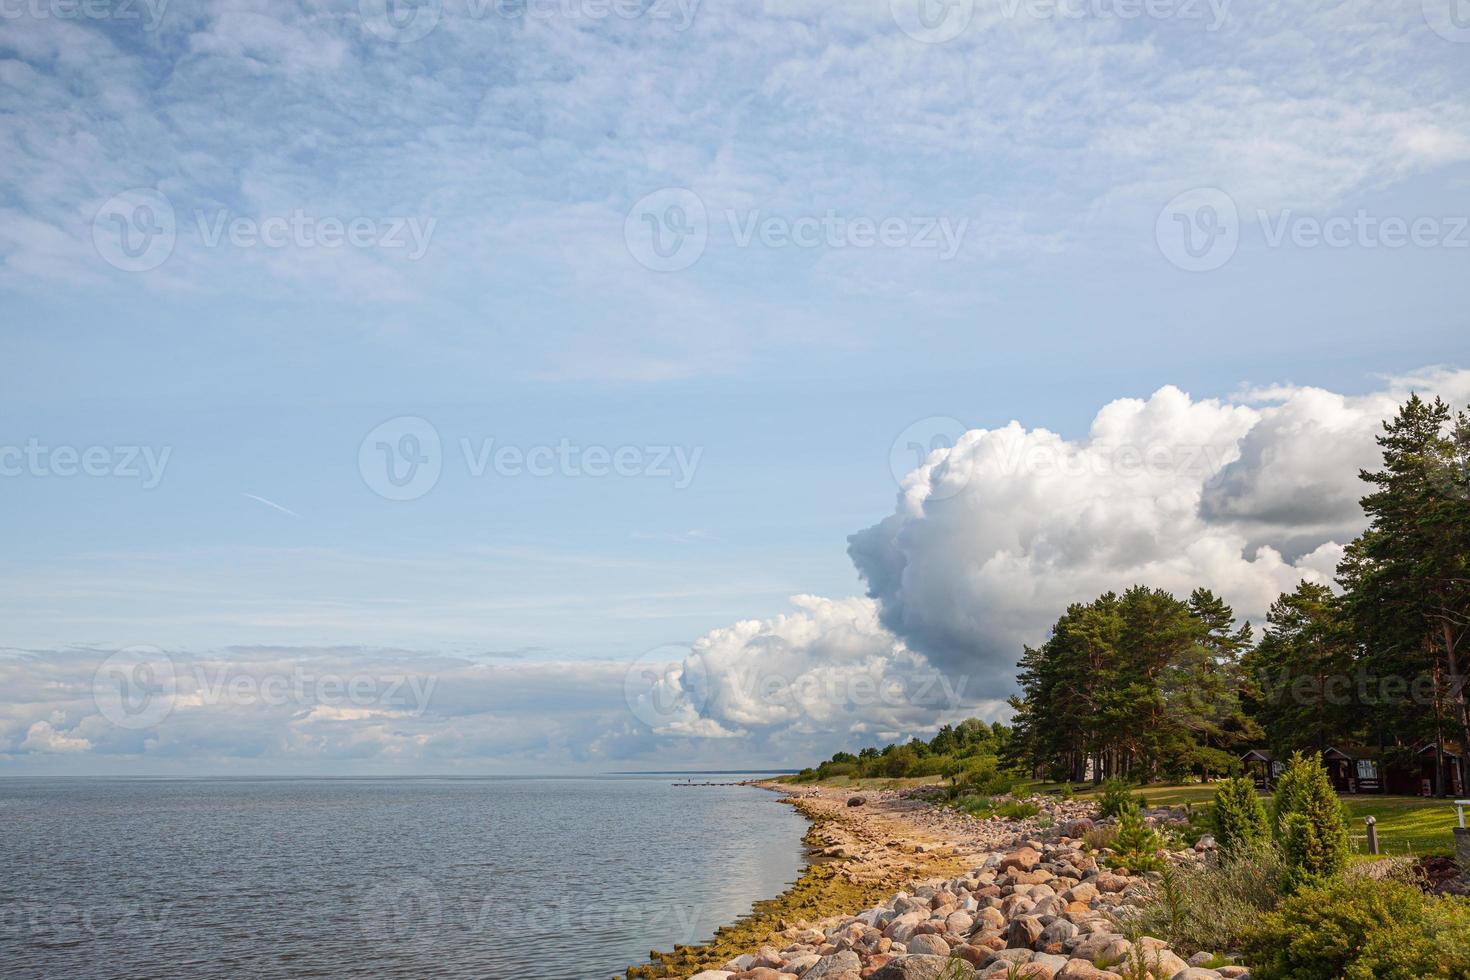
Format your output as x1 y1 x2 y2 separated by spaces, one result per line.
0 776 808 980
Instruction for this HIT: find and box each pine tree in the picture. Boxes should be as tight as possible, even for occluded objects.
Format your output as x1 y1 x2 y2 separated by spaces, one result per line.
1270 752 1350 889
1212 775 1270 857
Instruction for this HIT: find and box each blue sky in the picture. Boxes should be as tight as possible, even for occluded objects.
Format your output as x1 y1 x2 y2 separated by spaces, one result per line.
2 0 1469 771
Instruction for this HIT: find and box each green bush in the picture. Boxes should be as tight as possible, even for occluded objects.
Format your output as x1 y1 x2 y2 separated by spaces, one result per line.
1108 804 1165 872
1240 875 1470 980
1212 775 1270 857
1118 843 1286 954
1099 778 1148 819
1270 752 1349 890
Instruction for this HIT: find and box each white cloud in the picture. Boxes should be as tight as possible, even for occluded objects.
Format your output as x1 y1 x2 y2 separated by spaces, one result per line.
22 719 93 753
848 368 1470 687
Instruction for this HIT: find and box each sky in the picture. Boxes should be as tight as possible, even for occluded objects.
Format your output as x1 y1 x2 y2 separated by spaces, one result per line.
2 0 1469 773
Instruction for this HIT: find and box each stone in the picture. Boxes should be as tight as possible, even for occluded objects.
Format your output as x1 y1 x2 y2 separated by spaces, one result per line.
847 796 867 807
802 951 862 978
1007 915 1044 949
688 973 734 980
1169 971 1224 980
1054 960 1123 980
1035 919 1077 955
869 954 977 980
975 907 1006 932
725 955 755 971
1064 883 1098 904
1062 818 1095 838
907 935 951 957
1000 847 1042 873
1186 952 1215 967
945 911 974 935
1067 932 1124 962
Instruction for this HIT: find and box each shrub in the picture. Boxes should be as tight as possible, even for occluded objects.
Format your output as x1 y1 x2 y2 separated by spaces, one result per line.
959 755 1019 795
1118 843 1286 954
1269 752 1349 890
1240 875 1470 980
1108 804 1165 872
1099 778 1148 819
1083 825 1118 852
1212 775 1270 857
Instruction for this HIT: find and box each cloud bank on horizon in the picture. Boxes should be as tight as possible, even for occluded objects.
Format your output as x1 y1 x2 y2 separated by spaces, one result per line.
7 367 1469 771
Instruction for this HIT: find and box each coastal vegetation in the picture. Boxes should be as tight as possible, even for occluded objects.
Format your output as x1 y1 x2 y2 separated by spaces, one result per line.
1006 394 1470 791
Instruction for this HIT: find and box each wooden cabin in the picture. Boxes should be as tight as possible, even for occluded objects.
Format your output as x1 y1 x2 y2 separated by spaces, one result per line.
1241 748 1281 790
1322 746 1384 794
1383 743 1464 797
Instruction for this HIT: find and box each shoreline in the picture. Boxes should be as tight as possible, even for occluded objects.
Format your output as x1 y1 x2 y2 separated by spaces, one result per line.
626 780 1015 979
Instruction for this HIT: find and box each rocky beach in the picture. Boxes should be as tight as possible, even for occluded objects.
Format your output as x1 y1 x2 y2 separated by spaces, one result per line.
630 784 1240 980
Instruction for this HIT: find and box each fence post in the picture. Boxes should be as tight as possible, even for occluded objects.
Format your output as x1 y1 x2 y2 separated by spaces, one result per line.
1365 815 1379 856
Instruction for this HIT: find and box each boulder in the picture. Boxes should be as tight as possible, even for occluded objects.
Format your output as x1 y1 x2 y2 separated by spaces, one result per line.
801 950 862 978
1035 919 1077 955
1054 960 1123 980
1007 916 1044 949
847 796 867 807
906 935 951 957
1169 971 1224 980
870 954 977 979
1000 847 1042 873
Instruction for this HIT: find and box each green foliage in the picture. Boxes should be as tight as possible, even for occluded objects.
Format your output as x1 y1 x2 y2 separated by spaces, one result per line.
1119 843 1286 954
1240 875 1470 980
1108 804 1165 872
1270 752 1350 889
1212 775 1270 857
953 796 1039 821
793 719 1021 785
1099 778 1147 819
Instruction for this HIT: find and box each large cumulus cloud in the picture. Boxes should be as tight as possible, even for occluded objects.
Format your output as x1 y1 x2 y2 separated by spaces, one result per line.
848 368 1470 689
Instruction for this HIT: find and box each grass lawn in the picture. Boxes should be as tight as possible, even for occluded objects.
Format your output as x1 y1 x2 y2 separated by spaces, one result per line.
1030 780 1462 857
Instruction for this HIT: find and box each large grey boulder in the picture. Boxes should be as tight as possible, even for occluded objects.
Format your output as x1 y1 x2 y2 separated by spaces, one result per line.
869 954 976 979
